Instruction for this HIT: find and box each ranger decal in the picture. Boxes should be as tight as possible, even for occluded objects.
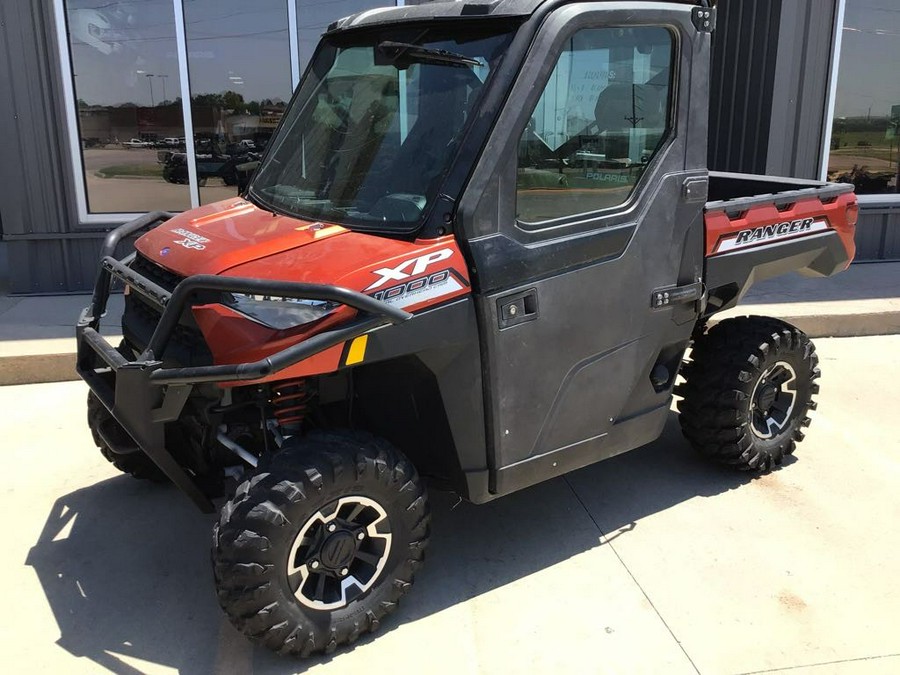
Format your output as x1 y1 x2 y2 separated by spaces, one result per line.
714 218 829 254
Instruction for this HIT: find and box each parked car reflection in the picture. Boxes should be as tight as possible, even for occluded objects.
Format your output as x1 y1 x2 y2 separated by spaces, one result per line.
162 150 260 187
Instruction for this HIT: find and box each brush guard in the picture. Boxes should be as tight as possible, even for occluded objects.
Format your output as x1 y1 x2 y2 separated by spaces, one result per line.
76 212 412 512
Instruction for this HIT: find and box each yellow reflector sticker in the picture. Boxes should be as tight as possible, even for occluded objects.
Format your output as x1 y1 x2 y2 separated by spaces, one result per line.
345 335 368 366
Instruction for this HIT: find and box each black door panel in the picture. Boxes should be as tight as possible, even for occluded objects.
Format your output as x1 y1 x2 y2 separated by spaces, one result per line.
455 6 710 496
475 168 704 470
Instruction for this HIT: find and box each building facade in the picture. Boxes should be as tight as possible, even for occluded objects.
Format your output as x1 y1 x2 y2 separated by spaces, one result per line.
0 0 897 293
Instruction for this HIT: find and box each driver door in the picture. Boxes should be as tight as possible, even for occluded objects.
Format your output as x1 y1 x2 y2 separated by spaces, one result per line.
460 7 709 496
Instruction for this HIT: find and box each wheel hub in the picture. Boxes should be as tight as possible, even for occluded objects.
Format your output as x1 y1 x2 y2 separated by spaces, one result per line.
286 496 392 610
756 384 778 412
318 530 358 570
750 361 798 440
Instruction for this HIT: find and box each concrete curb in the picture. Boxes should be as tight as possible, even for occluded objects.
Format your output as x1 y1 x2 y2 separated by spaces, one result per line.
0 352 81 386
0 335 123 386
709 310 900 339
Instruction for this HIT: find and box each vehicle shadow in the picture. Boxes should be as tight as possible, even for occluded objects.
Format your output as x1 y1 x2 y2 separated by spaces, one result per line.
26 414 779 674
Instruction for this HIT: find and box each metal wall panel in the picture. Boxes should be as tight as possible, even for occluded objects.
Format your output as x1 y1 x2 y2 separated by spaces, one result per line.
708 0 782 174
886 211 900 260
854 211 884 260
0 2 73 238
0 1 89 294
855 208 900 261
6 235 138 294
766 0 837 179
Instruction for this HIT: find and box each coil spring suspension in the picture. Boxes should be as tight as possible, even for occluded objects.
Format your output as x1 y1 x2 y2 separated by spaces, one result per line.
270 378 312 435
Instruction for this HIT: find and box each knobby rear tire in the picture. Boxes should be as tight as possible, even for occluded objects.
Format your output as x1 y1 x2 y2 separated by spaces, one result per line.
676 316 819 471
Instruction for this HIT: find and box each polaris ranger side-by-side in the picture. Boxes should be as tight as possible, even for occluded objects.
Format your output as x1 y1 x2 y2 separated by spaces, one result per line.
76 0 858 657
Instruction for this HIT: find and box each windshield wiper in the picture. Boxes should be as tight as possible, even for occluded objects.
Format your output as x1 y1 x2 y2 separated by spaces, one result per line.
378 41 482 69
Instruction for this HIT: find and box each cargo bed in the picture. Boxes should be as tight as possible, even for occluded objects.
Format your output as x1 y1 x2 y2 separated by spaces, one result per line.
706 171 855 214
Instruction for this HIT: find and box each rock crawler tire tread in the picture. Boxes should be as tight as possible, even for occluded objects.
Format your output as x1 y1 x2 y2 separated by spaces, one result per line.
676 316 819 471
212 429 430 657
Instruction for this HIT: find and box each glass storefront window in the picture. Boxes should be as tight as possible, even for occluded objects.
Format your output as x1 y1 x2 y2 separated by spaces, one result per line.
61 0 399 219
827 1 900 196
65 0 191 213
183 0 292 204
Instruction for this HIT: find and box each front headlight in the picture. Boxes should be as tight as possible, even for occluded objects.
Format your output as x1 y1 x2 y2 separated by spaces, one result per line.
225 294 338 331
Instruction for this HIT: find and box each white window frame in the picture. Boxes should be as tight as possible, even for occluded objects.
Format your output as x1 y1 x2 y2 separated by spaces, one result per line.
820 0 900 206
51 0 399 225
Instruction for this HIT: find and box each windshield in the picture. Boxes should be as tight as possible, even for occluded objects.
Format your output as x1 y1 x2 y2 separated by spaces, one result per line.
249 24 515 233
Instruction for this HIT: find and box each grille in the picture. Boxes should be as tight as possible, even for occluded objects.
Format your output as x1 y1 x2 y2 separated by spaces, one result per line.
132 253 184 292
123 255 212 366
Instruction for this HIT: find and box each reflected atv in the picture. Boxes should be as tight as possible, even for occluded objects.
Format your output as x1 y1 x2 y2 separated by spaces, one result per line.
162 151 259 186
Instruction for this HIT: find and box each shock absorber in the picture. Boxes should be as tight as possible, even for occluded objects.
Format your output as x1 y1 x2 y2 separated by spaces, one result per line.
270 378 312 436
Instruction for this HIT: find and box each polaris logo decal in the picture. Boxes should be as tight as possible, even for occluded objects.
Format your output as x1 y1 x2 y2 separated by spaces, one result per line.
370 269 464 309
365 249 454 291
584 172 631 184
715 218 829 254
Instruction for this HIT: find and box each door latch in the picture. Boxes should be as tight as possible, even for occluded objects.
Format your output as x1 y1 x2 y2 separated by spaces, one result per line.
691 6 716 33
498 289 538 329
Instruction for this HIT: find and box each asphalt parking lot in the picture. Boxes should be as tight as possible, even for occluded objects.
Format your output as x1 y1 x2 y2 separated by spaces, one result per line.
2 335 899 675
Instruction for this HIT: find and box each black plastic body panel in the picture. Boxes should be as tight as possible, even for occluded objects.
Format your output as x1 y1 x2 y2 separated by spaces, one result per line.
343 298 490 501
494 400 670 495
705 230 851 313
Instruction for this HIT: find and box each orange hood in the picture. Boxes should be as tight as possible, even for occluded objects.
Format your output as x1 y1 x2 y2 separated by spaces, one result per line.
134 198 471 309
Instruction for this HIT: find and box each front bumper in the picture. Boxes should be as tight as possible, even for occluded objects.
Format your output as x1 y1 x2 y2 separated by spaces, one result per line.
77 213 411 512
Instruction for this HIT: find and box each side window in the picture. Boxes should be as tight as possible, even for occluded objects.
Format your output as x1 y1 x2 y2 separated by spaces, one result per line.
517 27 674 224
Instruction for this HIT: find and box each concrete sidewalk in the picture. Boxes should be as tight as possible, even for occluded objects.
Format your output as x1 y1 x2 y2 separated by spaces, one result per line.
0 262 898 386
0 294 124 386
4 336 900 673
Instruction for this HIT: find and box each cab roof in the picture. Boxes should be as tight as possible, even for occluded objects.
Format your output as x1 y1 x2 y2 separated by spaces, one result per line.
329 0 711 32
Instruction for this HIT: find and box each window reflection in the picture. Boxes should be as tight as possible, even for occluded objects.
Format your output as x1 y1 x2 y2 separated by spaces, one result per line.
297 0 390 71
828 1 900 195
517 28 673 223
65 0 190 213
183 0 292 205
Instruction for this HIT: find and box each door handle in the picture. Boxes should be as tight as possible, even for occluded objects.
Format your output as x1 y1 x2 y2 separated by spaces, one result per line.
498 289 538 329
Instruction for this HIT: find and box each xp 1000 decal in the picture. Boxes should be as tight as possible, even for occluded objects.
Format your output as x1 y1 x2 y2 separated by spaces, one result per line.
712 218 829 254
369 269 466 309
365 248 468 309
